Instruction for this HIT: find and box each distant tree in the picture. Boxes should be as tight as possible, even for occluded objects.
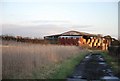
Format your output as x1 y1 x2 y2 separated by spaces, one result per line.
111 38 120 46
118 36 120 41
104 35 112 40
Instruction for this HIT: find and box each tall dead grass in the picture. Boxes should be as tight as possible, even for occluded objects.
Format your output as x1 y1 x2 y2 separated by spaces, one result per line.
2 41 82 79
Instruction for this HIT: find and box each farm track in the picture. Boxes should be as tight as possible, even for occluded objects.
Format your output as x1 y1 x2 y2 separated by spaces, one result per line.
67 52 120 81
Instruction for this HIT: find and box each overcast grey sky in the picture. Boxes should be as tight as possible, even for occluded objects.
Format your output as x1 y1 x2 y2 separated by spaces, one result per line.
1 0 119 39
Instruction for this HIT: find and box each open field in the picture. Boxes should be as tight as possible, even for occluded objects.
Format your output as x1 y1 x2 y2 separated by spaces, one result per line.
2 41 88 79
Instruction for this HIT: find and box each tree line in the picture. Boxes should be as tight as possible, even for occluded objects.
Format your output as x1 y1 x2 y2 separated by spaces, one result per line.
0 35 49 44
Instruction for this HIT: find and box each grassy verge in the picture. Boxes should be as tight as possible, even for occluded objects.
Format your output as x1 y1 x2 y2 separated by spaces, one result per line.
101 51 120 76
31 50 89 79
32 50 119 79
49 51 89 79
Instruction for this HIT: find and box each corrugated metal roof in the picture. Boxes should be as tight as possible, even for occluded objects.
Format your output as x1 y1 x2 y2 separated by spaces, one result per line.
61 31 97 37
44 30 98 37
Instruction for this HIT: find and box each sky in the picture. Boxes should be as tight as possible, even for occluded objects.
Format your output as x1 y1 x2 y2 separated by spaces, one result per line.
0 0 119 39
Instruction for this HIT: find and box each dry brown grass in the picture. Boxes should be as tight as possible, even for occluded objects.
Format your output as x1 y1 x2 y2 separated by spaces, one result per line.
2 41 83 79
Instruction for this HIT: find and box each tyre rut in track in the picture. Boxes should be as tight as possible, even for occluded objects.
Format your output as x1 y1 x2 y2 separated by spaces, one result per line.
67 52 120 81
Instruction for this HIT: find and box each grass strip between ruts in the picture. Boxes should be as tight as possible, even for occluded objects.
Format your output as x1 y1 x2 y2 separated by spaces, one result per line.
101 51 120 76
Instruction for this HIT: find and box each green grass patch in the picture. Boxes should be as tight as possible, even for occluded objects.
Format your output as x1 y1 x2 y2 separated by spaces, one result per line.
49 51 89 79
100 51 120 75
31 50 89 79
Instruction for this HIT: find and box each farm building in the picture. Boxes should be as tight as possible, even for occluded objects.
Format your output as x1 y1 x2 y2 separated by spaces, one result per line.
44 31 111 50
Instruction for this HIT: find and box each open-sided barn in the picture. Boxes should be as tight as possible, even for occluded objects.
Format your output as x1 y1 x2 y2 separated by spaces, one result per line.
44 31 111 50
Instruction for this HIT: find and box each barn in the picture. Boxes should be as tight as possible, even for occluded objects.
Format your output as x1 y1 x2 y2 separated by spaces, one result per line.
44 31 111 50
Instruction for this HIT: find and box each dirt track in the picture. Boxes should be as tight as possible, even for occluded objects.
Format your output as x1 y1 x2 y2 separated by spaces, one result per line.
67 53 120 81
